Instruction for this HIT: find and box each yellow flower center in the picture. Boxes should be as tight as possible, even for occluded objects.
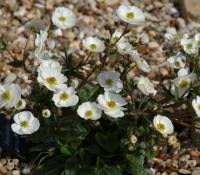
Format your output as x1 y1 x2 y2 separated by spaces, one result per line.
2 91 12 101
85 110 93 118
126 12 135 19
89 44 97 50
186 43 193 49
156 123 165 131
60 92 69 101
20 120 29 128
107 100 117 109
179 79 189 88
46 77 58 87
112 36 119 42
106 79 113 86
58 16 67 22
198 40 200 45
175 61 180 67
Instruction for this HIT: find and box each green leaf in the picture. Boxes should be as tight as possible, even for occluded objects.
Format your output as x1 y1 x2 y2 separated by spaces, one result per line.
78 84 99 102
60 144 74 156
58 119 90 148
126 154 147 175
95 132 119 152
93 165 122 175
36 155 66 175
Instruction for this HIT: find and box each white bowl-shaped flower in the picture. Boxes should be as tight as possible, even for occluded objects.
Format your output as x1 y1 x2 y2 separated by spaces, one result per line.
192 96 200 117
153 114 174 137
0 84 21 109
52 7 76 30
180 38 198 55
77 102 102 120
37 67 67 91
11 111 40 135
97 91 127 118
167 54 186 69
82 37 105 53
111 30 126 43
137 76 157 96
97 71 123 93
130 50 151 73
116 5 145 25
194 33 200 46
37 59 62 73
171 68 196 98
117 41 133 55
34 30 48 59
52 85 79 107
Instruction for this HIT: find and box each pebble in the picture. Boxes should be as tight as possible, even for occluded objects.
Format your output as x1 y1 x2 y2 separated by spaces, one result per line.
178 169 191 174
4 73 17 83
192 167 200 175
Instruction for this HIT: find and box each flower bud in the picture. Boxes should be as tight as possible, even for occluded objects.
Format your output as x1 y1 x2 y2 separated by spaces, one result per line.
42 109 51 118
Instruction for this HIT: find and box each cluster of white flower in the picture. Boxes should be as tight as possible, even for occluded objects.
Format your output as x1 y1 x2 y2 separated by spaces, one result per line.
0 83 40 135
1 4 179 139
171 68 196 98
77 71 127 120
37 59 79 107
180 33 200 55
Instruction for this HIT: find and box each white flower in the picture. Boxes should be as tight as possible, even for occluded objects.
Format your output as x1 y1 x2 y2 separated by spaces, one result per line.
171 68 196 98
97 91 127 118
130 50 151 73
116 5 145 25
153 114 174 137
34 30 48 58
37 67 67 91
11 111 40 135
167 54 186 69
52 85 79 107
137 76 157 96
82 37 105 53
117 41 132 55
97 71 123 93
42 109 51 118
37 59 62 72
180 38 198 55
192 96 200 117
77 102 102 120
111 30 126 43
52 7 76 30
0 84 21 109
15 99 26 110
194 33 200 46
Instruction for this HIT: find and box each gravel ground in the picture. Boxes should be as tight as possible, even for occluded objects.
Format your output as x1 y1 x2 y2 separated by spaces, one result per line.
1 0 200 174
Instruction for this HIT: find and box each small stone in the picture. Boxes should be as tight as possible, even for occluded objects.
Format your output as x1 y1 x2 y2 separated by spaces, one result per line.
0 163 7 174
189 160 197 168
12 170 20 175
190 150 200 158
180 154 191 161
192 167 200 175
178 169 191 174
148 41 159 49
5 161 15 171
4 73 17 83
